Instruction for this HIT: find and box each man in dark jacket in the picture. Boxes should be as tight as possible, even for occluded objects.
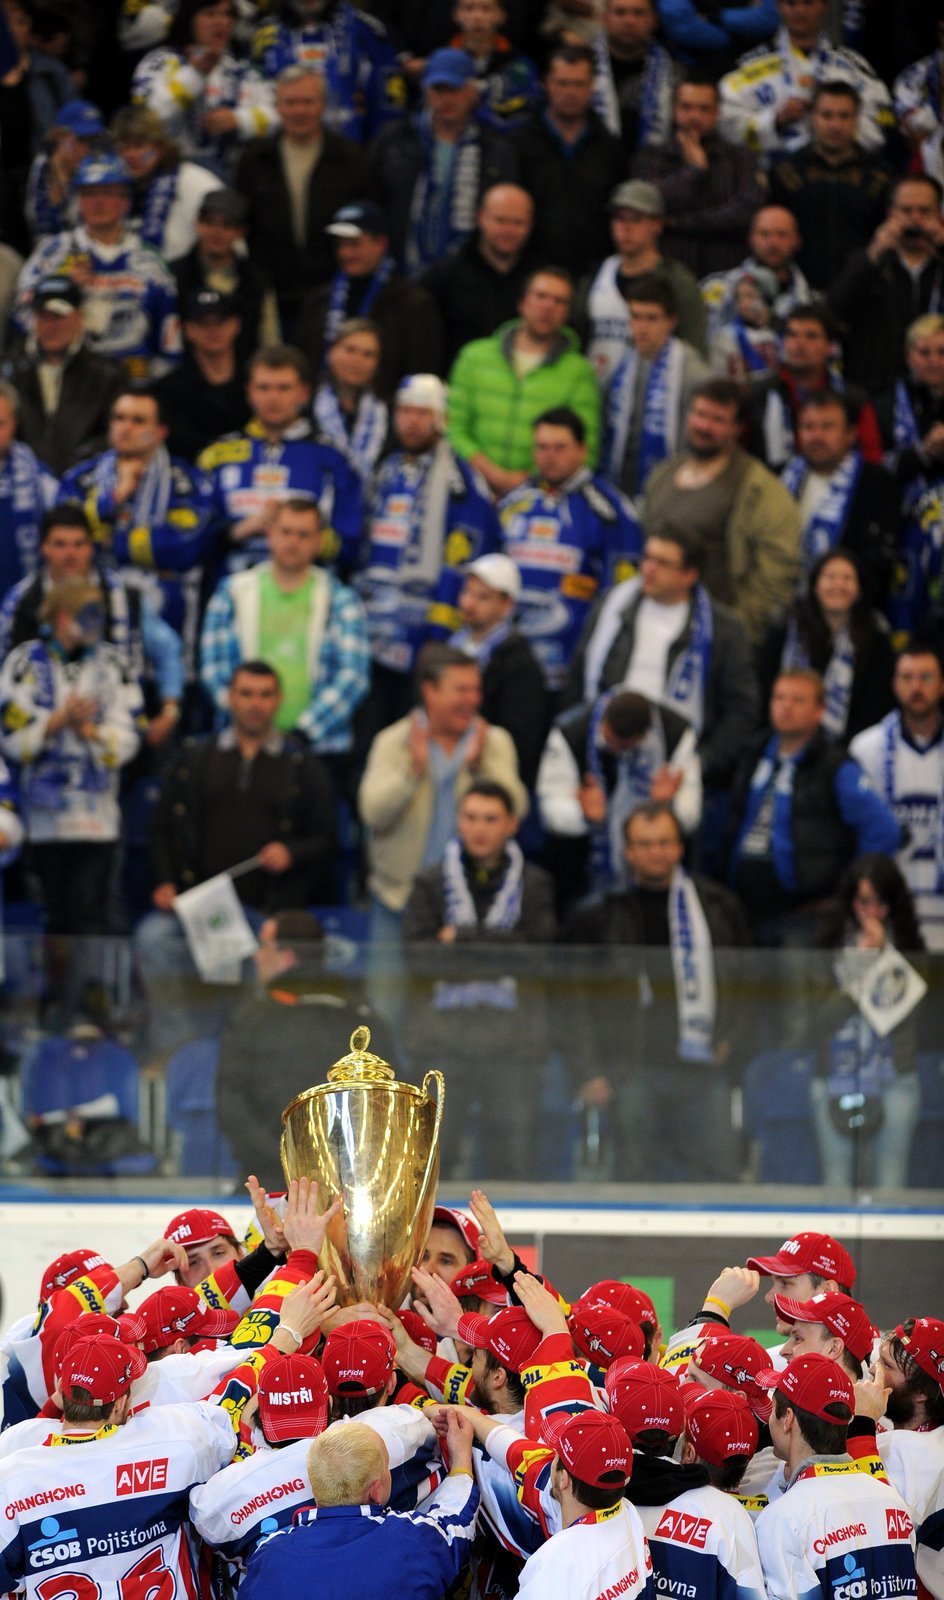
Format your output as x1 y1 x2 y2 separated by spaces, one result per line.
2 273 122 476
171 188 271 375
135 660 336 1054
294 201 442 399
449 553 548 790
512 43 625 278
567 800 749 1182
235 66 370 335
403 778 556 1178
370 47 518 276
725 668 900 947
421 182 541 371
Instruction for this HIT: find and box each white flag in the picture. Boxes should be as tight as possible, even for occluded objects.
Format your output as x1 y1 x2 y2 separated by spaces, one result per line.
841 945 928 1038
173 873 258 984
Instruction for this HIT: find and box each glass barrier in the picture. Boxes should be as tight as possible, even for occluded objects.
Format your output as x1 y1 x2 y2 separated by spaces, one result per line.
0 927 941 1205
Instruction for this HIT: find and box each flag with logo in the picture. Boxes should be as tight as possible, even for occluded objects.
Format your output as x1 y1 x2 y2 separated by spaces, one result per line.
173 873 258 983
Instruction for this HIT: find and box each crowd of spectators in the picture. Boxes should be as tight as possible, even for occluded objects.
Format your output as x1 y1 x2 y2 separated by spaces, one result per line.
0 0 943 1185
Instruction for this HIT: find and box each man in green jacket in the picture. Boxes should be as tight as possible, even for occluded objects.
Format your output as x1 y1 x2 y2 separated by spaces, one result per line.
447 268 601 498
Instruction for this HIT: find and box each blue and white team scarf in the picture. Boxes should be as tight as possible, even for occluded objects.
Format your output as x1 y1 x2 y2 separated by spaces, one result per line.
322 254 395 354
135 171 179 255
0 445 56 594
431 836 524 1012
733 318 772 375
450 617 513 671
582 576 713 735
782 448 862 573
90 445 173 537
406 114 482 275
669 867 716 1063
781 616 855 740
314 382 388 482
736 736 801 893
592 35 673 147
586 689 662 891
604 338 684 494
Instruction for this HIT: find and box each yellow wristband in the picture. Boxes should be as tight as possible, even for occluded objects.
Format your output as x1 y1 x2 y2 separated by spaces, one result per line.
704 1296 731 1317
449 1467 475 1478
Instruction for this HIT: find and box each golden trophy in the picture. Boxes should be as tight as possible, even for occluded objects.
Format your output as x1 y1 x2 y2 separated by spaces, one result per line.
280 1026 445 1308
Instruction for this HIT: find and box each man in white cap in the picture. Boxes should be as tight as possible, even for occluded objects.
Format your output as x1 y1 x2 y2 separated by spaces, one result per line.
450 553 547 789
357 373 500 739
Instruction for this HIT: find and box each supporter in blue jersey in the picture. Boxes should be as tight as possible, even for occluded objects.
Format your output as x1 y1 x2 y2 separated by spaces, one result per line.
251 0 406 143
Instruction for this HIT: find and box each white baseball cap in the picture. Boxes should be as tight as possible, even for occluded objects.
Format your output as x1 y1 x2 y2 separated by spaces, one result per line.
396 373 447 419
465 553 521 601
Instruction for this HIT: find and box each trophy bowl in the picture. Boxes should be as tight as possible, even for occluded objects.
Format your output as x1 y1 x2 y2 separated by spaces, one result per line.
280 1026 444 1308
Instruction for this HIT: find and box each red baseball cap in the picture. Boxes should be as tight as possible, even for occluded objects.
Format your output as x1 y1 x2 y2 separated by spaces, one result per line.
321 1320 396 1397
258 1353 330 1444
164 1208 235 1248
693 1332 774 1421
457 1307 543 1372
451 1259 508 1306
551 1409 632 1488
138 1286 240 1354
683 1387 759 1465
40 1248 109 1302
605 1358 684 1440
60 1335 147 1405
746 1232 855 1287
773 1292 876 1363
567 1304 645 1368
53 1312 146 1378
757 1353 855 1422
894 1318 944 1390
397 1308 438 1355
578 1281 657 1328
431 1205 480 1260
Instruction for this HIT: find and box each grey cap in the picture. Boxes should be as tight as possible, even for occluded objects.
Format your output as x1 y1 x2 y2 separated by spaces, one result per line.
609 179 664 218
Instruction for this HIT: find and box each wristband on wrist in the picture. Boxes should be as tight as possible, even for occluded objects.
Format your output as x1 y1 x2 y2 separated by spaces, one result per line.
135 1256 150 1281
704 1295 730 1317
280 1323 304 1347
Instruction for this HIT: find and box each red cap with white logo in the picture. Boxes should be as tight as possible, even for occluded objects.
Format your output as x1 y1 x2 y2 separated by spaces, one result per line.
60 1334 147 1406
258 1353 330 1443
894 1318 944 1391
746 1232 855 1288
550 1409 632 1488
163 1208 235 1248
693 1332 773 1422
773 1291 876 1362
53 1312 146 1378
756 1352 855 1422
138 1286 240 1353
321 1320 396 1397
577 1280 657 1329
567 1303 645 1368
605 1357 685 1440
40 1248 109 1303
456 1307 543 1373
683 1387 759 1465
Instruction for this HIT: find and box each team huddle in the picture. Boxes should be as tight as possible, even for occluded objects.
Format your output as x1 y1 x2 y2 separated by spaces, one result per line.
0 1184 940 1600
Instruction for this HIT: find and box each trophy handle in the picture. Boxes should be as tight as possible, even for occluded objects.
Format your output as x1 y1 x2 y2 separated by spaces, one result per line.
407 1070 446 1244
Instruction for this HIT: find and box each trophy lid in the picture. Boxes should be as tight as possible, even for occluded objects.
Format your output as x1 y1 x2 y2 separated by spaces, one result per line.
326 1026 395 1084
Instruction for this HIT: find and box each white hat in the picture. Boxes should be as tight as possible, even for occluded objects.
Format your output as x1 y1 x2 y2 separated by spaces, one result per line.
465 553 521 601
396 373 447 419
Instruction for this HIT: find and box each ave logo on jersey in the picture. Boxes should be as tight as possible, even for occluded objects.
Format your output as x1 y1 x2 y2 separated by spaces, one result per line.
116 1458 169 1496
886 1508 914 1540
654 1510 711 1548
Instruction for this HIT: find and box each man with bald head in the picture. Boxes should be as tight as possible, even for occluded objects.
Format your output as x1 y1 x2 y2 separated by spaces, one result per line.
422 184 541 370
701 204 811 349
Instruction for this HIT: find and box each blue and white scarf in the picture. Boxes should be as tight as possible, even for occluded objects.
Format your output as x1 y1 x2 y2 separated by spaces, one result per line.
582 576 713 734
314 382 388 482
735 736 801 893
91 445 173 539
451 617 513 671
592 36 673 148
826 1008 895 1107
604 338 684 494
781 616 855 740
782 448 862 573
432 836 524 1011
587 689 663 891
406 113 482 276
733 318 772 375
21 642 112 812
669 867 716 1063
322 253 396 354
0 445 54 595
135 170 179 255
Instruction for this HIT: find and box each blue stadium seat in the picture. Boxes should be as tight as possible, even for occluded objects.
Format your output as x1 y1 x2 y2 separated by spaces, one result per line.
20 1035 156 1176
742 1049 820 1184
164 1038 238 1179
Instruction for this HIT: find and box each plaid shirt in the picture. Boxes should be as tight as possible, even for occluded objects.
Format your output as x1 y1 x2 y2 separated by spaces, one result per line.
200 565 370 753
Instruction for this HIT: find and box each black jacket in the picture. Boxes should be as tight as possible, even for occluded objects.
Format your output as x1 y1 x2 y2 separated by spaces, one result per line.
1 341 123 476
370 114 518 270
512 110 626 276
477 630 548 791
421 237 545 371
874 377 944 491
235 130 371 310
294 270 443 400
153 357 250 463
757 617 895 744
150 734 336 909
828 248 944 392
566 588 759 787
768 146 893 291
172 246 270 371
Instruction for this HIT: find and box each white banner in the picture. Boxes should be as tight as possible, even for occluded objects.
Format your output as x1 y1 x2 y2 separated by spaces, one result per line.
174 873 258 983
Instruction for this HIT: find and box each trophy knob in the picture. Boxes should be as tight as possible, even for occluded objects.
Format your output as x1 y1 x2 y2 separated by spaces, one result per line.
326 1026 397 1084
